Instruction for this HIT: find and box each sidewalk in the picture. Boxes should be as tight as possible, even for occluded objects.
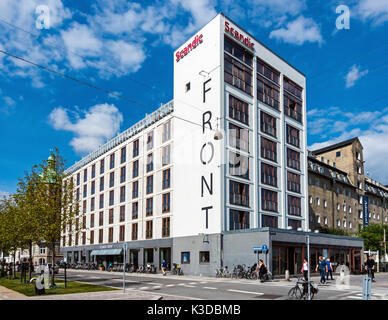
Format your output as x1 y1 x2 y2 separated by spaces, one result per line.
0 285 27 300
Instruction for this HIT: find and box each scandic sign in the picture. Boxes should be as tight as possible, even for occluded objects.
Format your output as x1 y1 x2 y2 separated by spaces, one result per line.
175 34 203 62
224 21 254 50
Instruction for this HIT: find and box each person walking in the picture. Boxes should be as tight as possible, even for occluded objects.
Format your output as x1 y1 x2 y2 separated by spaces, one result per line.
316 256 327 284
365 255 376 282
161 259 167 276
301 258 309 281
326 258 334 280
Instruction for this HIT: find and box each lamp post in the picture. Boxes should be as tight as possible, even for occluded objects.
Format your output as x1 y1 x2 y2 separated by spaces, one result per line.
306 234 311 300
123 242 127 293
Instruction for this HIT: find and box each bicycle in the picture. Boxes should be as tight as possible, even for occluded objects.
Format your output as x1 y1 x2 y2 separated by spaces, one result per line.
288 277 319 300
172 263 184 275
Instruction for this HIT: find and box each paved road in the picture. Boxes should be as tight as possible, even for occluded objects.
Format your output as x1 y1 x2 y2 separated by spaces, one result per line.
56 269 388 300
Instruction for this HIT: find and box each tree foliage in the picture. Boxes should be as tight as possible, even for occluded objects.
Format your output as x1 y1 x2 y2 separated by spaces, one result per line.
358 223 388 252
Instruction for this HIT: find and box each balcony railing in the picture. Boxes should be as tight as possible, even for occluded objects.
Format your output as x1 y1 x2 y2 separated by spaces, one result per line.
262 200 278 212
230 193 249 207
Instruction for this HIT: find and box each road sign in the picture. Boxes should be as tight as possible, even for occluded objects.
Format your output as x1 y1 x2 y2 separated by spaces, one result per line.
262 244 268 251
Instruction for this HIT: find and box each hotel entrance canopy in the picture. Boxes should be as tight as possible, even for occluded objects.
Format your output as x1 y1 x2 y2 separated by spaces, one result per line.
90 249 123 256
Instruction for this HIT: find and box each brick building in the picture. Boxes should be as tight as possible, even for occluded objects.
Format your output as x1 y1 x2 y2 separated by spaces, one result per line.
308 137 388 232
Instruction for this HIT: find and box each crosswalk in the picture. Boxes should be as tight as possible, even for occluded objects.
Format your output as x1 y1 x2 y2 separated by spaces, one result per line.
338 291 388 300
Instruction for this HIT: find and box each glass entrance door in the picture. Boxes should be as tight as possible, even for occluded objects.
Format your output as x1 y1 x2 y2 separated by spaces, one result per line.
159 247 171 270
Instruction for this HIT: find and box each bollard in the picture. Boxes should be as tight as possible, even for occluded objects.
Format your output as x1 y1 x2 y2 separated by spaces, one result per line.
362 274 372 300
339 268 345 284
285 270 290 281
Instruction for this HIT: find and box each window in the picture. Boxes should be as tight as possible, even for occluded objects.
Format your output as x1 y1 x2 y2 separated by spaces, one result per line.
82 232 86 245
288 219 301 230
257 58 279 84
100 159 104 174
162 145 171 166
132 202 138 219
145 175 153 194
287 148 300 171
229 95 249 125
90 214 95 228
133 139 139 157
76 188 80 200
343 220 347 228
147 131 153 150
288 195 301 216
83 200 86 213
162 120 171 143
88 231 95 245
229 209 250 230
99 211 104 226
109 172 114 188
337 220 340 227
82 215 86 229
316 197 320 206
261 137 277 162
260 111 276 137
99 229 103 243
162 193 170 213
229 151 249 180
262 215 278 228
262 163 277 187
91 181 95 195
119 225 125 242
108 227 113 243
324 217 328 225
120 166 126 183
230 180 249 207
343 204 346 212
109 153 115 169
132 223 138 240
224 53 253 95
91 164 96 178
99 194 104 209
133 160 139 178
146 198 153 216
147 153 153 172
181 252 190 264
324 200 327 208
349 221 352 229
317 216 321 224
257 74 280 109
336 151 341 157
309 196 312 204
199 251 210 263
224 36 253 66
146 220 153 239
132 181 138 198
90 197 95 211
77 173 80 186
185 82 190 92
337 203 340 211
162 217 170 237
163 169 171 189
83 184 87 198
286 124 300 148
84 169 87 182
229 123 249 152
120 205 125 222
109 190 114 206
262 189 278 212
120 186 125 202
121 147 126 163
109 208 114 224
99 176 104 191
287 171 300 193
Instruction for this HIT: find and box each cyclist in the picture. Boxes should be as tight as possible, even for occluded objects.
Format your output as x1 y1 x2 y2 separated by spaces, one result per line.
365 255 376 282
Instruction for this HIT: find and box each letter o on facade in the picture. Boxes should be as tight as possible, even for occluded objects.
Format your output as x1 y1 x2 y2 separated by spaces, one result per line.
200 142 214 165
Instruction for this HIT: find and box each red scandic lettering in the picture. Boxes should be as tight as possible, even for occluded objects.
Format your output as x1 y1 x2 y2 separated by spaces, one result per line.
176 52 180 62
230 27 234 36
225 21 229 32
175 34 204 62
199 34 203 43
184 47 188 55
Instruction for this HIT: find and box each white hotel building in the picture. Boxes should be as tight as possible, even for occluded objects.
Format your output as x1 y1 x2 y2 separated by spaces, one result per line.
61 13 363 276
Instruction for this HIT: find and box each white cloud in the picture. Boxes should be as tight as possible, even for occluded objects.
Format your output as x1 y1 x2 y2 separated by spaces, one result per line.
106 40 146 73
269 16 323 45
345 65 369 88
48 103 123 154
356 0 388 25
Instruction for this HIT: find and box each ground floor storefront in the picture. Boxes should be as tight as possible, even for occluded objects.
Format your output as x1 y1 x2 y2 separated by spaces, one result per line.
61 229 364 276
61 238 173 272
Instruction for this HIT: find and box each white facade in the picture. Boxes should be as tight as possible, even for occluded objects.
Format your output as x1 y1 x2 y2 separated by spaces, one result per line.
61 13 308 270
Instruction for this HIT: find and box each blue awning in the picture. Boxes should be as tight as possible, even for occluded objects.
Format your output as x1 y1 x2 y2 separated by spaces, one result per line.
90 249 123 256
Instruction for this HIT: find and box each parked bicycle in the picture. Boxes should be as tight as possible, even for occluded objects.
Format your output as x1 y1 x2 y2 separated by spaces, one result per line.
215 266 231 278
171 263 184 275
288 276 319 300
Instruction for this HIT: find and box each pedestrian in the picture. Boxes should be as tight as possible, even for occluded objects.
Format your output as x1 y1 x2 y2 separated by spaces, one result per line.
108 262 113 272
365 255 376 282
7 263 12 279
301 258 309 281
326 258 334 280
161 259 167 276
316 256 327 284
258 259 268 282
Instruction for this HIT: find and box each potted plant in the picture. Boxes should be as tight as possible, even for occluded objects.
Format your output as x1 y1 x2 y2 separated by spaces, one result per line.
99 264 105 271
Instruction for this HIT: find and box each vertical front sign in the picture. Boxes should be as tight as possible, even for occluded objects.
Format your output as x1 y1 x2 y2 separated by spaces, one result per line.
363 195 369 226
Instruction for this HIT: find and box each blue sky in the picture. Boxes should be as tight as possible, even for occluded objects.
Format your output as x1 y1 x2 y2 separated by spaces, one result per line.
1 0 388 195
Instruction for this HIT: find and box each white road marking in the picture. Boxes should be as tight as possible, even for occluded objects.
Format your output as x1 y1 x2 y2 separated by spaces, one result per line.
148 282 160 285
203 287 217 290
152 286 161 290
199 281 208 284
138 286 149 290
227 289 264 295
166 284 175 287
189 282 197 285
183 285 196 288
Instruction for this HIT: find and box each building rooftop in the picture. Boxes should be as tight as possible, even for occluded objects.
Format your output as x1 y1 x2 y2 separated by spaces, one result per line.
64 100 174 175
311 137 360 155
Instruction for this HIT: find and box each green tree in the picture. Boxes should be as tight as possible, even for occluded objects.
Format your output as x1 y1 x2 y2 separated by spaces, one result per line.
358 223 387 252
